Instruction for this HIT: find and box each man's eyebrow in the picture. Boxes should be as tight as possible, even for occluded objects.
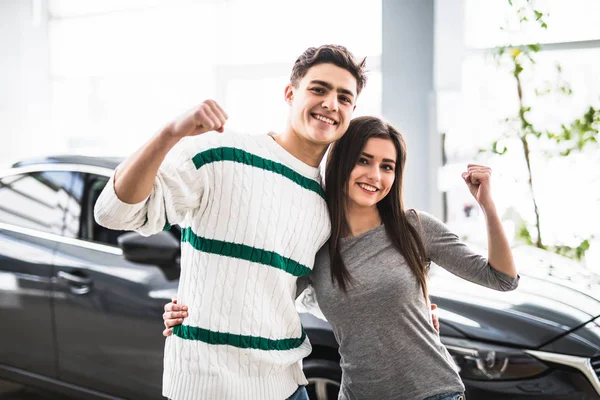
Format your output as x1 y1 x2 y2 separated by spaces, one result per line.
310 80 356 98
362 152 396 163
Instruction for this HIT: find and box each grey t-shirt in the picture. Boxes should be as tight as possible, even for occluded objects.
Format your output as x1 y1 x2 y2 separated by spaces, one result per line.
305 211 519 400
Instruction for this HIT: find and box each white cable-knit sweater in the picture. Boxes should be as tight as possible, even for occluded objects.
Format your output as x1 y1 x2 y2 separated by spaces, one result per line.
94 132 331 400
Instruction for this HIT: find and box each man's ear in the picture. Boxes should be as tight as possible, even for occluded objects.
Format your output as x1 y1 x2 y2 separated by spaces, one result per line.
284 84 294 106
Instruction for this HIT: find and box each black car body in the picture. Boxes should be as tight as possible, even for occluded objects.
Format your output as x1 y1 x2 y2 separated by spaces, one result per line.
0 156 599 400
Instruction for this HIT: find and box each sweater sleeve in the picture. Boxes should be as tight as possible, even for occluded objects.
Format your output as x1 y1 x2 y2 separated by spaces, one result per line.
94 137 210 236
415 211 519 292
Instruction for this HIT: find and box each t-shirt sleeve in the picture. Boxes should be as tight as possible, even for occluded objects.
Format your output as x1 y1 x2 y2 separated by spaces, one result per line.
415 210 519 292
94 136 211 236
296 276 311 299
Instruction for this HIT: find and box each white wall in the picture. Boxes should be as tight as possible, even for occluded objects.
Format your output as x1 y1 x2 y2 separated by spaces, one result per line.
0 0 51 167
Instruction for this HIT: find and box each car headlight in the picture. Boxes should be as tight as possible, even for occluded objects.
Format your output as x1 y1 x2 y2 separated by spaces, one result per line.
442 337 548 380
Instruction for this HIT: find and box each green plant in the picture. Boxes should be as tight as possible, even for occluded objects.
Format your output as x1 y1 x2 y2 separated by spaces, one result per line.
484 0 599 260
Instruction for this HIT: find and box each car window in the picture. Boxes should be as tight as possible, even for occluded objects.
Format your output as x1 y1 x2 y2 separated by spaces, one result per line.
82 175 127 246
0 171 76 234
82 175 181 246
61 171 84 239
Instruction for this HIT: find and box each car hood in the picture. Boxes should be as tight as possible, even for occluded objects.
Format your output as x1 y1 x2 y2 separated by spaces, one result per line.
430 248 600 349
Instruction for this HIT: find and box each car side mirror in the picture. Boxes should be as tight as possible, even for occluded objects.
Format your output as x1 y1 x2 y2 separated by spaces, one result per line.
117 231 180 268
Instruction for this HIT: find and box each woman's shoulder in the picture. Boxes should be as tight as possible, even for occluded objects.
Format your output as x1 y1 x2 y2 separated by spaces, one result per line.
406 209 443 228
312 242 331 273
315 242 330 260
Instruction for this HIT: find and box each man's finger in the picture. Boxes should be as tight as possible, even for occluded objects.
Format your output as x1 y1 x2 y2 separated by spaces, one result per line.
430 303 440 333
205 107 224 131
203 101 226 130
213 101 229 120
198 107 218 131
209 101 229 124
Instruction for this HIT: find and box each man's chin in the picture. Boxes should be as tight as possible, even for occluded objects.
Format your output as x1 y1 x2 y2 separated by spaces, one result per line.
308 130 342 145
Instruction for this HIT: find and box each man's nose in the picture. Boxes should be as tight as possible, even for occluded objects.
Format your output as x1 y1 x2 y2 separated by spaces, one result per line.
321 93 339 112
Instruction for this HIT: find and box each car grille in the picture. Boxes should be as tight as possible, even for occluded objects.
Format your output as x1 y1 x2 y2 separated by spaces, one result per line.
593 356 600 380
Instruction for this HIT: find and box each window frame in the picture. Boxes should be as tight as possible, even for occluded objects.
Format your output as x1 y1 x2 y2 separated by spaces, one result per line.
0 164 122 255
0 169 75 235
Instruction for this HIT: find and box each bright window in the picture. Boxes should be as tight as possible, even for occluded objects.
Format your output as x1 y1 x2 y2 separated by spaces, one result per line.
48 0 381 155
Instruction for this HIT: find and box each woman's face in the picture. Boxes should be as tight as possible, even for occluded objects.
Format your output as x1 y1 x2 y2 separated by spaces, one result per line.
347 137 397 210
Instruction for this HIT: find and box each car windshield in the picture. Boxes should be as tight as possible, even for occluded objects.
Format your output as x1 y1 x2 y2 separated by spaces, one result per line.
511 245 600 298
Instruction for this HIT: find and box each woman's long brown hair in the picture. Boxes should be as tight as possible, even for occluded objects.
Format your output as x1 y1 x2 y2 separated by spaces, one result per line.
325 116 430 299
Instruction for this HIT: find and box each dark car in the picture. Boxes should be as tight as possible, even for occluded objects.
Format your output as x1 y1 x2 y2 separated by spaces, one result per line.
0 156 599 400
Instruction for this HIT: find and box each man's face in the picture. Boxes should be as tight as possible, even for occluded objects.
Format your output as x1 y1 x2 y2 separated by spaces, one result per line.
285 63 358 146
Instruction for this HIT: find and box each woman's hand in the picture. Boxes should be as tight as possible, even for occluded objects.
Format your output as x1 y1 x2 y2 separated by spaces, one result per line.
462 164 494 211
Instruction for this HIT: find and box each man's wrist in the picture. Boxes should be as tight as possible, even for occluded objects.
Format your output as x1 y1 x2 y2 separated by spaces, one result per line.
157 124 182 149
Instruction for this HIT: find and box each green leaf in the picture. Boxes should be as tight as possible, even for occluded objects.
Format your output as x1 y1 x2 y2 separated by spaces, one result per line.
534 10 543 20
551 239 592 261
560 148 572 156
559 85 573 96
517 224 533 245
492 140 508 155
514 63 524 76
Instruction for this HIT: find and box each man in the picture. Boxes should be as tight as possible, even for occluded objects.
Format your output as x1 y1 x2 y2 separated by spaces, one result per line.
94 44 367 400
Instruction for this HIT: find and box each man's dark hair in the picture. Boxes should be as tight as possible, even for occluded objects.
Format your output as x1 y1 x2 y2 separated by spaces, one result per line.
290 45 368 95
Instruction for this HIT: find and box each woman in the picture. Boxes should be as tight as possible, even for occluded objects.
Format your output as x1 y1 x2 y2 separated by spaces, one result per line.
163 116 518 400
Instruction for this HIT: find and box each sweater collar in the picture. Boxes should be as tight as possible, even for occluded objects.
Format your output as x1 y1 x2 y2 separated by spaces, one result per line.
261 133 322 180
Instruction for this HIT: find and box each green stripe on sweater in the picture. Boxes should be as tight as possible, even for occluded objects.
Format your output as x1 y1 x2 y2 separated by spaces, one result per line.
181 227 312 277
191 147 325 200
173 324 307 351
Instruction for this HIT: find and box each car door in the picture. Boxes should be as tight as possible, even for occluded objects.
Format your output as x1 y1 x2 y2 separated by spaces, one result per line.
0 169 72 379
52 170 179 399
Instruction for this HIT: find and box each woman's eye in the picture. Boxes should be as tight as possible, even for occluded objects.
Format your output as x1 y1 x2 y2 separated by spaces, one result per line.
358 158 368 164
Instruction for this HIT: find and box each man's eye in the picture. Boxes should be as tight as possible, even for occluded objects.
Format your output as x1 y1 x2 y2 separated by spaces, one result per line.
340 96 351 104
311 87 325 94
